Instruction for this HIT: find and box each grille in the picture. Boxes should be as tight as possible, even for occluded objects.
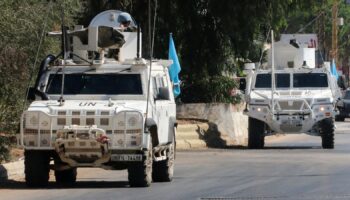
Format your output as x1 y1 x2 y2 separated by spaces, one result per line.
100 118 109 126
58 111 66 115
72 111 81 116
280 124 302 132
126 129 142 134
101 111 109 116
87 111 95 116
24 129 38 134
72 118 80 125
86 118 95 125
40 130 50 134
57 118 66 125
277 101 304 111
22 111 143 149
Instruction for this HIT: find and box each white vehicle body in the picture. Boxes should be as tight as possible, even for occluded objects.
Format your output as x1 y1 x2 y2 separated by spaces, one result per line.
244 33 339 149
19 10 177 187
246 68 338 135
20 61 176 159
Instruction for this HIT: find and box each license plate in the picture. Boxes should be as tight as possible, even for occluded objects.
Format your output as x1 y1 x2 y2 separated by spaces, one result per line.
111 154 142 162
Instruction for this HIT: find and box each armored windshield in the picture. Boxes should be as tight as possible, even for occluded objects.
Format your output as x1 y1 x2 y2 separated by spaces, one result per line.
293 73 328 88
46 73 143 95
255 73 290 88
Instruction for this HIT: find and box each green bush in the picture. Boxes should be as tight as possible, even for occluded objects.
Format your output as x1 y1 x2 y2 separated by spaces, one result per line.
180 75 241 104
0 136 10 163
0 0 82 136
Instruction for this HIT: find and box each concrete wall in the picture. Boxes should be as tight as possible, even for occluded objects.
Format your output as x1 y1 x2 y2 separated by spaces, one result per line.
177 103 248 146
0 160 24 182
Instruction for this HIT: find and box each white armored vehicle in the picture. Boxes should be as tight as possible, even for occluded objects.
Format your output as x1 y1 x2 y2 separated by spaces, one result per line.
244 33 340 149
19 10 177 187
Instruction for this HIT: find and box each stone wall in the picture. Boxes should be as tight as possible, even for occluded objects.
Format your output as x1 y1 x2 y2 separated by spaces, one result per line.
177 103 248 146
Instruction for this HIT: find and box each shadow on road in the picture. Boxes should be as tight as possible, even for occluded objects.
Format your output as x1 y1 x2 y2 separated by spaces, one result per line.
262 146 322 150
211 145 323 150
0 180 130 189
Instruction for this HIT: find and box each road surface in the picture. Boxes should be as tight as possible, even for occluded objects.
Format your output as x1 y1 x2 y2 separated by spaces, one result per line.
1 121 350 200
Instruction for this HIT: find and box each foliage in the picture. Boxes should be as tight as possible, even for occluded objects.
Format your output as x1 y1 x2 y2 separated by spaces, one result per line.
0 0 82 135
0 136 10 163
181 76 240 104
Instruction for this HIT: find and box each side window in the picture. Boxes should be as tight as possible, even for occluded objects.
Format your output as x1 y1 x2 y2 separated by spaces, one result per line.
162 76 168 87
152 76 163 98
152 77 158 99
152 75 170 100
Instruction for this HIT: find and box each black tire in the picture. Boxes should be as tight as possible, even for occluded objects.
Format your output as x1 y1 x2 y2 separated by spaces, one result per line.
24 150 50 187
152 141 175 182
320 118 335 149
55 168 77 184
335 115 345 122
128 144 153 187
248 117 265 149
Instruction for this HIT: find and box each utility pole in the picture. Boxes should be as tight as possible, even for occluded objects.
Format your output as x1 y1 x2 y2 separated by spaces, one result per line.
331 0 339 67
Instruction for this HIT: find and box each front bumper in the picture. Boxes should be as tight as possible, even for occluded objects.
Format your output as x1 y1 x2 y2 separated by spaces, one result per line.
247 100 335 133
19 110 150 150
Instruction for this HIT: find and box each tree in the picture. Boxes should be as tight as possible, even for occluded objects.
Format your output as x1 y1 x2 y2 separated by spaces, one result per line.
0 0 82 135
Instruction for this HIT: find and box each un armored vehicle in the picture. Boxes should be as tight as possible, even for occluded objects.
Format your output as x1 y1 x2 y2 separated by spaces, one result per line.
244 33 340 149
19 10 177 187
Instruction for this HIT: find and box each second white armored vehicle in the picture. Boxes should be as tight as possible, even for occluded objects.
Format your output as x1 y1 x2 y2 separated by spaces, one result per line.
244 34 340 149
19 10 177 187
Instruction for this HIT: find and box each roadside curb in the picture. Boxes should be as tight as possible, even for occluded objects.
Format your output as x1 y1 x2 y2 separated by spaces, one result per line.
0 160 24 182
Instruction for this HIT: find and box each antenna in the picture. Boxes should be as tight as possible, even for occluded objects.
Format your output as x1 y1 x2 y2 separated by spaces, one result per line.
137 22 141 59
145 0 158 117
271 30 275 117
59 6 67 106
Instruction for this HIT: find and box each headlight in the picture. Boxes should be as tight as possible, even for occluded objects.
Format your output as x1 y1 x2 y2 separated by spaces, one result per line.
251 105 268 113
23 111 52 147
128 116 137 127
114 111 143 147
314 105 332 113
126 113 142 128
25 112 51 129
25 112 39 129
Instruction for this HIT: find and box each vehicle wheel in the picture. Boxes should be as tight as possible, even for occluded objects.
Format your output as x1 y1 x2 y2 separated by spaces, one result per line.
248 117 265 149
320 118 335 149
24 150 50 187
55 168 77 184
128 143 153 187
152 137 175 182
335 115 345 122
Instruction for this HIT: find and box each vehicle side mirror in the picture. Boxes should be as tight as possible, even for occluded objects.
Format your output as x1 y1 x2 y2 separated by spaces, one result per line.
239 78 246 91
27 87 49 101
156 87 170 100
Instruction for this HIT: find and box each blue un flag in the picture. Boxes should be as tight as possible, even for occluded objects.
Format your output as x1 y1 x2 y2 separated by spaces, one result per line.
168 33 181 97
331 59 339 80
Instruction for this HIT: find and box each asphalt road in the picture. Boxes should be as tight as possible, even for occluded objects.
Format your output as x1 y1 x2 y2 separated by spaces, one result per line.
2 121 350 200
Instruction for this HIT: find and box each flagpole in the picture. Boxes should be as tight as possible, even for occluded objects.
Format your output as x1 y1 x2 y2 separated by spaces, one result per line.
145 0 152 118
271 30 275 118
